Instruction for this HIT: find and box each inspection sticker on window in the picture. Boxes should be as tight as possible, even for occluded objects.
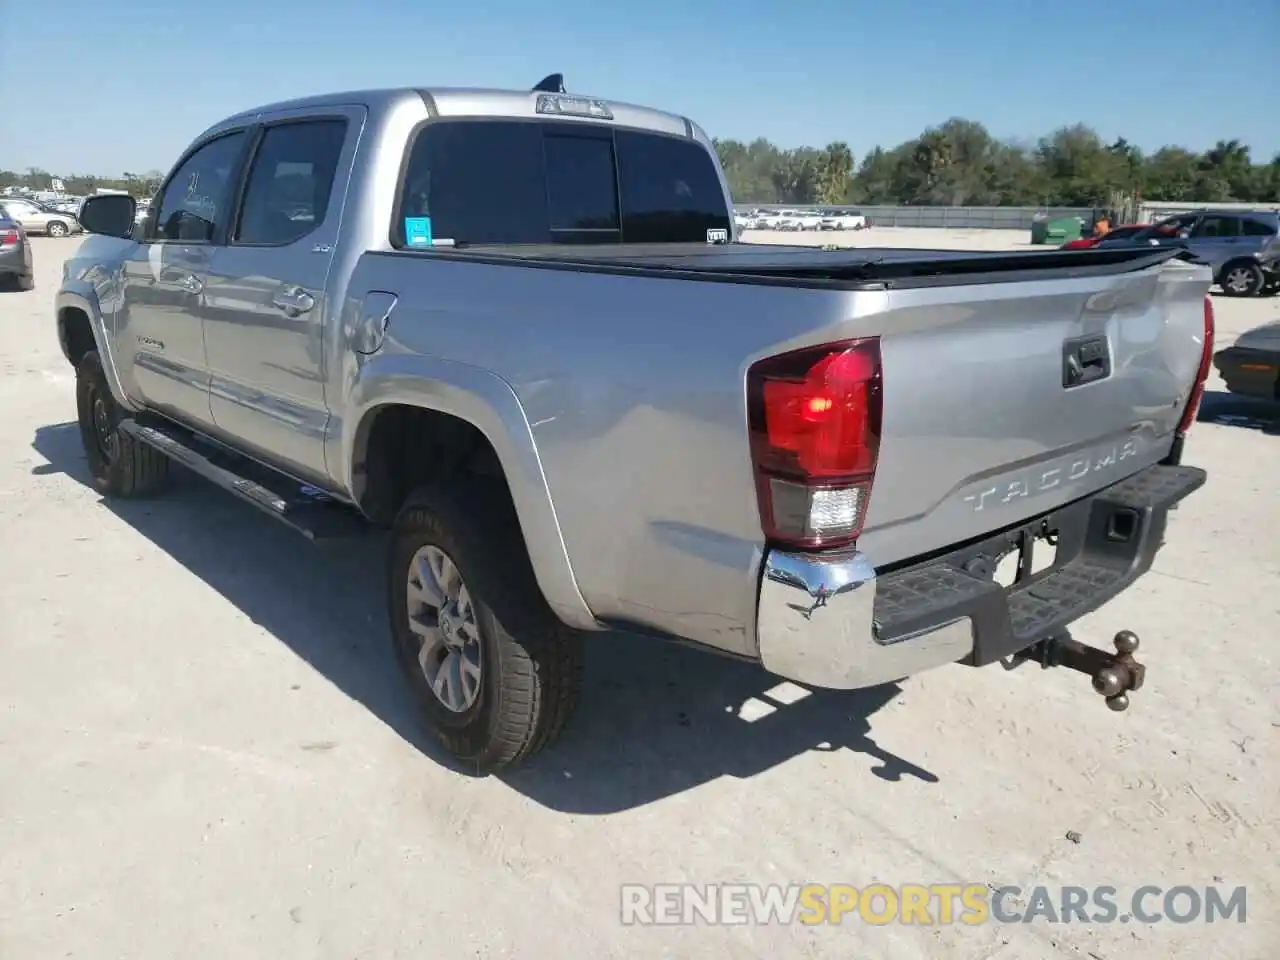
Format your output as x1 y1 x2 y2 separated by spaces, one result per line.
706 228 728 244
404 216 433 247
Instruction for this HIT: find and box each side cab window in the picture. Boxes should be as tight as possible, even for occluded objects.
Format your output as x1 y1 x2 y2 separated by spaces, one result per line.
149 131 248 243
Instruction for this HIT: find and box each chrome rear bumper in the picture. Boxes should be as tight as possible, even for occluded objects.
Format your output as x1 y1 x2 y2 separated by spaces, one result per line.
755 464 1207 691
756 548 973 690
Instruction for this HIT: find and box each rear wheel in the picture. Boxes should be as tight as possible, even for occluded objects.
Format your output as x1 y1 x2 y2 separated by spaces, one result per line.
1219 261 1264 297
46 220 70 238
388 483 584 772
75 351 169 497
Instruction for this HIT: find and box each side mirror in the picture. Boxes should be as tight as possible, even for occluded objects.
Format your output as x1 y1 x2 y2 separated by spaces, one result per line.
78 194 137 238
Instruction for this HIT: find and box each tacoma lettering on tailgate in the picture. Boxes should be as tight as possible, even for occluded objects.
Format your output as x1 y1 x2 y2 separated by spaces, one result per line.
963 438 1141 513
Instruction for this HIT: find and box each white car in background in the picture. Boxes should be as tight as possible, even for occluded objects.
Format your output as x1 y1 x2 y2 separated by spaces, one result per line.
820 208 868 230
746 209 786 230
48 198 85 215
791 210 826 231
772 209 816 231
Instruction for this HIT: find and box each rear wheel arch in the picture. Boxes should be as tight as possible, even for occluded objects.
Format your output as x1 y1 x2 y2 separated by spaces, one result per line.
354 403 506 526
344 359 598 632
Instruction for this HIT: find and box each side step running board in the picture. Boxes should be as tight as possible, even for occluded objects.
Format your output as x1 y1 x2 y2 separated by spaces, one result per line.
119 418 365 543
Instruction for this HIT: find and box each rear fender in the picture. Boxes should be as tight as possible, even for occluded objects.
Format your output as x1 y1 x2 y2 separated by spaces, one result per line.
55 284 141 412
338 353 598 631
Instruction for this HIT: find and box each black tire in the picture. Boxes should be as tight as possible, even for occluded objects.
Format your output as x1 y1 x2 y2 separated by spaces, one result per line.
1219 261 1264 297
46 220 70 238
75 350 169 497
17 272 34 291
388 482 584 772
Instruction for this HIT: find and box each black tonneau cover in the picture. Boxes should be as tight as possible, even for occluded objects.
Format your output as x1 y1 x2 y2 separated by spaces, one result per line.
391 241 1191 290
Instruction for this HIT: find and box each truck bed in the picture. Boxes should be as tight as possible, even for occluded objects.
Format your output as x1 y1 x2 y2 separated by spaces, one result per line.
398 241 1184 288
350 243 1210 659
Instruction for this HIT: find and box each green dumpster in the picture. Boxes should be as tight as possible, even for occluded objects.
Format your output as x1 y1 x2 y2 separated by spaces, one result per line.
1031 216 1083 245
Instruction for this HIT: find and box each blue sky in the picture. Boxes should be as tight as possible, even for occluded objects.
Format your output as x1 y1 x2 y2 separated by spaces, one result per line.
3 0 1277 176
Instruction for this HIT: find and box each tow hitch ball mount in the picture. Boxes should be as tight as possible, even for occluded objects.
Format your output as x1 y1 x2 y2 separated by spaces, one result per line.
1003 630 1145 712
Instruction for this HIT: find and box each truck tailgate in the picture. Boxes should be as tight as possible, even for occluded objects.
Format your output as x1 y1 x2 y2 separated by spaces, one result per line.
856 263 1209 567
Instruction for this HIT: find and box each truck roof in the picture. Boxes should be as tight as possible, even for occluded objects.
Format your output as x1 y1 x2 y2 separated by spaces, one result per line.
212 86 694 140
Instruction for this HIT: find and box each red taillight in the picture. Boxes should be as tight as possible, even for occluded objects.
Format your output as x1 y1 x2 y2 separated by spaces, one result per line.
1176 295 1215 435
747 338 882 549
0 228 18 246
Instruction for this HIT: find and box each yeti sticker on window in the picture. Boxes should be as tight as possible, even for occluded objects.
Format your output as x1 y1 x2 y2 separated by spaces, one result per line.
706 228 729 244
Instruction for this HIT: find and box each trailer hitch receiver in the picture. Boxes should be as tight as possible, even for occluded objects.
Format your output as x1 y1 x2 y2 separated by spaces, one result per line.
1008 630 1146 712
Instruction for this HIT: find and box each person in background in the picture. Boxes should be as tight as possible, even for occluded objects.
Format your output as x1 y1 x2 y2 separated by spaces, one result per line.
1093 211 1111 237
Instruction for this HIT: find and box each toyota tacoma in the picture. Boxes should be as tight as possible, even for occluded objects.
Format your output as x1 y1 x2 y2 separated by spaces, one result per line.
57 75 1212 771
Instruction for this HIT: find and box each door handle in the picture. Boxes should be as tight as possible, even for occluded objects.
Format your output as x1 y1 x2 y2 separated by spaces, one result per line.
271 286 315 317
179 274 203 295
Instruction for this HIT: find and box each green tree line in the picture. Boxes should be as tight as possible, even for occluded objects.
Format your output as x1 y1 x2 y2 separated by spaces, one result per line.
714 119 1280 209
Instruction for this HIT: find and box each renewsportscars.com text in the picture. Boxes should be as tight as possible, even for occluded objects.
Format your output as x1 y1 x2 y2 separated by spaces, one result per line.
620 883 1247 926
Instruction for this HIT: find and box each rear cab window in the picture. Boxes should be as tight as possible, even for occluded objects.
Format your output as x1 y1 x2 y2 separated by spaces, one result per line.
234 119 347 246
393 119 731 248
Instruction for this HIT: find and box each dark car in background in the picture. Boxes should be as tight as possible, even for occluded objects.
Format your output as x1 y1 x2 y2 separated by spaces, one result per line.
1214 322 1280 401
0 208 35 291
1094 210 1280 297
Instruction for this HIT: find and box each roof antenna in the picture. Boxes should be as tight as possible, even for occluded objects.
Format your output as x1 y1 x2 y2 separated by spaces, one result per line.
533 73 566 93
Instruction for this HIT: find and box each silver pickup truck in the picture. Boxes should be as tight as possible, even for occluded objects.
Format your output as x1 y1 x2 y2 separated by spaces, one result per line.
59 77 1213 771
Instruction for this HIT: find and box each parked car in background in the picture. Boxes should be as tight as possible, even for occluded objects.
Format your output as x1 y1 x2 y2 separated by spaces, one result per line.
1124 210 1279 297
737 207 869 232
820 208 868 230
1061 224 1145 250
768 209 800 230
0 197 82 238
0 208 35 291
48 197 86 215
752 209 792 229
1213 321 1280 401
774 209 824 231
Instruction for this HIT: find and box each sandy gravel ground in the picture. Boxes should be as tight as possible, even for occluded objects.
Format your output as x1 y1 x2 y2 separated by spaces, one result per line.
1 235 1277 960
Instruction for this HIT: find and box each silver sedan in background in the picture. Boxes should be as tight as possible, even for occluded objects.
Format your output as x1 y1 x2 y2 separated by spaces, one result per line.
0 197 82 238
